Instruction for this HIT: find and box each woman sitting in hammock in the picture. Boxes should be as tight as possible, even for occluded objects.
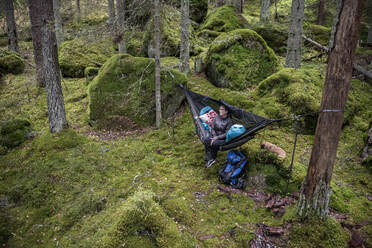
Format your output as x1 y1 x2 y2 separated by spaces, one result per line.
204 104 233 168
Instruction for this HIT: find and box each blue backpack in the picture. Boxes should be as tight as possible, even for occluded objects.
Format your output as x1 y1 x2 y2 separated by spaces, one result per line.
218 150 248 189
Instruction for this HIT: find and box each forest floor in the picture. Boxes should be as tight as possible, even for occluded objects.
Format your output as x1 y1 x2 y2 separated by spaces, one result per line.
1 1 372 247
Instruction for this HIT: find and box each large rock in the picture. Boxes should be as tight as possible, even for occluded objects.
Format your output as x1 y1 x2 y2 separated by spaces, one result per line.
255 67 323 132
199 5 243 33
59 38 114 78
0 50 24 76
88 54 187 128
166 0 208 23
205 29 279 90
143 5 197 57
252 23 288 55
100 191 185 247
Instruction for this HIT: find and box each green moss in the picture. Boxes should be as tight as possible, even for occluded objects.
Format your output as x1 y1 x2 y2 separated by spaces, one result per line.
0 50 25 76
162 197 194 226
200 5 243 33
59 38 114 78
305 24 331 46
255 67 323 131
88 54 187 128
289 217 350 248
143 5 197 57
252 23 288 55
205 29 279 90
0 119 31 149
100 190 184 248
32 128 85 153
362 156 372 173
84 66 99 85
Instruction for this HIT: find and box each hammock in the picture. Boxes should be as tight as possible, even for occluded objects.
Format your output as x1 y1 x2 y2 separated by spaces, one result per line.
180 85 280 151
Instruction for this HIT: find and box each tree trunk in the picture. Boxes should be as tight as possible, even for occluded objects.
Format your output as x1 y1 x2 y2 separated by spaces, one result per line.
27 0 46 87
108 0 116 27
76 0 81 23
234 0 242 13
154 0 162 127
37 0 68 132
216 0 224 7
53 0 63 48
285 0 305 69
274 0 278 20
180 0 190 74
260 0 271 23
361 126 372 159
367 14 372 44
117 0 126 53
317 0 325 26
297 0 364 219
4 0 19 53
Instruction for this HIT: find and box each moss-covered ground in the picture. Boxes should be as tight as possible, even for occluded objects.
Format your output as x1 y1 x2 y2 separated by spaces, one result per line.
1 0 371 247
1 58 371 246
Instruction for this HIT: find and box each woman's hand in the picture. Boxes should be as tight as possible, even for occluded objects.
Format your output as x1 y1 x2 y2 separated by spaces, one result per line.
210 137 218 145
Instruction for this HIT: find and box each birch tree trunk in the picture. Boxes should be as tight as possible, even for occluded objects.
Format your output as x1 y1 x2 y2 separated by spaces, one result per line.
38 0 68 132
260 0 271 23
284 0 305 69
317 0 325 26
28 0 46 87
297 0 364 219
108 0 116 27
180 0 190 74
4 0 19 53
53 0 63 48
76 0 81 23
154 0 162 127
367 14 372 44
117 0 126 53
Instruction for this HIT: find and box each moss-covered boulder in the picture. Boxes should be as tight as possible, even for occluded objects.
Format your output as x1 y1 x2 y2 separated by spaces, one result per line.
59 38 114 78
200 5 243 33
252 23 288 55
84 66 99 85
205 29 279 90
0 50 24 76
166 0 208 23
143 5 197 57
254 67 323 131
305 24 331 46
100 191 184 248
88 54 187 128
0 119 31 154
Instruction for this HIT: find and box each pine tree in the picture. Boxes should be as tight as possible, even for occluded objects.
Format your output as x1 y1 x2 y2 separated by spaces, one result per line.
154 0 161 127
284 0 305 68
179 0 190 74
28 0 68 132
53 0 64 47
260 0 271 23
4 0 19 53
297 0 364 218
28 0 46 87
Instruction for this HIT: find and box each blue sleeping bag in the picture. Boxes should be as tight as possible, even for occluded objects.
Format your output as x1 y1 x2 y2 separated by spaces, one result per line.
226 124 246 142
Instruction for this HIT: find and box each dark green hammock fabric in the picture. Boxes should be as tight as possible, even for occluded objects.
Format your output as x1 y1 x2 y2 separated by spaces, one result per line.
180 85 278 151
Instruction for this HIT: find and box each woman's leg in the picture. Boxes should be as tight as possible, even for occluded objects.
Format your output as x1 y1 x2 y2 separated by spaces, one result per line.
210 139 226 160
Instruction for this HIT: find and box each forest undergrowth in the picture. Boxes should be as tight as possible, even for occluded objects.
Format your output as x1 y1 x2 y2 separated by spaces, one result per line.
0 0 372 247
